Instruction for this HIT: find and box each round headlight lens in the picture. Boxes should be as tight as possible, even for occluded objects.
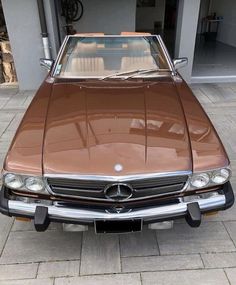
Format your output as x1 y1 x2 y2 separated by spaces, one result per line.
4 173 24 189
191 173 210 188
211 168 230 184
25 177 44 192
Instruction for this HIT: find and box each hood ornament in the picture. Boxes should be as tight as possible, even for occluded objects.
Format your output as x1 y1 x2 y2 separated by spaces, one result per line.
114 164 123 172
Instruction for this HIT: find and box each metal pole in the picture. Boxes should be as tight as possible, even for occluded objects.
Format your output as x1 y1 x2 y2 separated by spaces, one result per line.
37 0 51 59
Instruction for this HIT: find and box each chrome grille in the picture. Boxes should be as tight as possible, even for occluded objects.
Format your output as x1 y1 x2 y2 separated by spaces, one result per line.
46 174 189 202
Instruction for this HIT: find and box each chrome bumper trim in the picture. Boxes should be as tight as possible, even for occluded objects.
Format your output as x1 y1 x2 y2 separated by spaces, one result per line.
8 192 226 223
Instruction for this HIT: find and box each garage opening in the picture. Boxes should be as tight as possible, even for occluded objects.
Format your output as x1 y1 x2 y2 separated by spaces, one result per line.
192 0 236 83
135 0 178 58
0 0 17 86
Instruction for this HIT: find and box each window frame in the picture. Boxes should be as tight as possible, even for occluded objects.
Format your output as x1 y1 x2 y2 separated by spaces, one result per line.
51 35 175 79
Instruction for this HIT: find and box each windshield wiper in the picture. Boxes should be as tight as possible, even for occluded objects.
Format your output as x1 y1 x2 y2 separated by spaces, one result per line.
99 68 169 81
99 69 149 80
122 68 170 80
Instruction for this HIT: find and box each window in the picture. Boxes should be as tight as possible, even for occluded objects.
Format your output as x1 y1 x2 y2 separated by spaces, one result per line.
55 36 170 78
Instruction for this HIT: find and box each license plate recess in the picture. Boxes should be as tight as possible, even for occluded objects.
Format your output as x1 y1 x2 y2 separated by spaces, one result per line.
95 219 143 234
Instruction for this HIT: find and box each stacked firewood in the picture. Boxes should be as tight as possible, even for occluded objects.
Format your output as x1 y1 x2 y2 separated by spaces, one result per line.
0 41 17 83
0 2 17 83
0 53 3 83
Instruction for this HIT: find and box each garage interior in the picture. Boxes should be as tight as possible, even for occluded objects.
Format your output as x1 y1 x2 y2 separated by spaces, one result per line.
1 0 234 89
135 0 178 57
192 0 236 82
55 0 179 58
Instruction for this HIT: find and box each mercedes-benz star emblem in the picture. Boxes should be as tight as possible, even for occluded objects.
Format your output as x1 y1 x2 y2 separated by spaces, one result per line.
104 183 133 201
114 164 123 172
106 206 132 214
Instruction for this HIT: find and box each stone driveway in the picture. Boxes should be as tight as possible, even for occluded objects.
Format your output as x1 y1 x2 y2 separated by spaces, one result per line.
0 83 236 284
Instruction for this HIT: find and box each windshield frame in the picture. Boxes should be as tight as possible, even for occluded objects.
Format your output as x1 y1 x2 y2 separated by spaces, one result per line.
51 35 175 79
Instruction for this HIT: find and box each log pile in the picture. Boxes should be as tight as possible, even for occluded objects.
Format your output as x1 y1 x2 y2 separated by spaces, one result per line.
0 41 17 83
0 2 17 84
0 54 4 83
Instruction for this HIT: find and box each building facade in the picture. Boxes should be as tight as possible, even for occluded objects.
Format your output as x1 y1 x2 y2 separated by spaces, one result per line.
1 0 236 90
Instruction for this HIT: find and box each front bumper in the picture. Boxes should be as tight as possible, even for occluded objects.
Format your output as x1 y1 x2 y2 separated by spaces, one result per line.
0 182 234 231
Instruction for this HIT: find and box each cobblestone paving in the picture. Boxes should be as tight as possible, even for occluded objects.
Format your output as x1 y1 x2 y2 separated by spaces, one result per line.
0 83 236 284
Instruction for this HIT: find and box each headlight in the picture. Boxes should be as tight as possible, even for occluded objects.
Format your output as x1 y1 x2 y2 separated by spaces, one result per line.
211 168 230 184
3 173 47 194
188 167 231 191
191 173 210 188
4 173 24 189
25 177 45 192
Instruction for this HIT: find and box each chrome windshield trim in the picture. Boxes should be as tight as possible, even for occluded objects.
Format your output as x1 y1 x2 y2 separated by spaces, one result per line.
44 171 192 182
52 35 173 79
54 74 171 80
51 36 70 77
157 35 175 74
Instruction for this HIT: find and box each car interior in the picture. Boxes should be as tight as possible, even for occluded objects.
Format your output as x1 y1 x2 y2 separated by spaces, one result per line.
58 36 168 77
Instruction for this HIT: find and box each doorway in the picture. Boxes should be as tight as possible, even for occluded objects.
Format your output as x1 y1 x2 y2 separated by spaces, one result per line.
163 0 178 57
135 0 178 58
192 0 236 82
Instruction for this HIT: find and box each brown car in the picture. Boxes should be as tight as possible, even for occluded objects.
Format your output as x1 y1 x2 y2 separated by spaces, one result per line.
0 34 234 233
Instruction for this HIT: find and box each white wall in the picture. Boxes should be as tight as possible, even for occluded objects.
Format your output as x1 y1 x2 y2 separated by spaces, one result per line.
136 0 166 31
175 0 201 82
2 0 47 90
2 0 137 90
73 0 136 34
210 0 236 47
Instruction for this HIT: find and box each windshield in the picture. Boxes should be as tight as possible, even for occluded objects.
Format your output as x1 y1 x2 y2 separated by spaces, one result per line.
54 36 171 78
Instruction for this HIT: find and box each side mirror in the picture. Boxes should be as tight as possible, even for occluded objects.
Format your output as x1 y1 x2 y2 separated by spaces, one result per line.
173 58 188 70
40 58 54 71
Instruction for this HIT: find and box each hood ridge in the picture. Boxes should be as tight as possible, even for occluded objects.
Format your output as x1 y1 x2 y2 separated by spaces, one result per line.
43 82 192 175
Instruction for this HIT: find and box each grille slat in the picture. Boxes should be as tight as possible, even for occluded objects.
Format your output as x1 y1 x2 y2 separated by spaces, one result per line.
134 183 185 193
47 175 188 202
131 176 187 189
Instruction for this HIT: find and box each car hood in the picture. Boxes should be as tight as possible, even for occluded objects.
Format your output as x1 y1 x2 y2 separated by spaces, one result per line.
43 80 192 176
